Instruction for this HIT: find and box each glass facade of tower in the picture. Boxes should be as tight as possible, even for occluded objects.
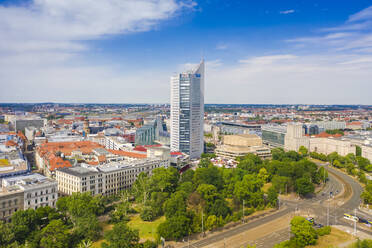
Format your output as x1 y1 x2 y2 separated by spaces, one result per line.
170 61 204 159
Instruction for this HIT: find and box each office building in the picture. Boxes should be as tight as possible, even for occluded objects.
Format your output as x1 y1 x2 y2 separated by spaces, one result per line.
261 125 287 147
170 60 204 159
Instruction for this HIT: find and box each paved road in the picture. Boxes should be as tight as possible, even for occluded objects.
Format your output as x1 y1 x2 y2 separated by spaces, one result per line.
180 165 364 248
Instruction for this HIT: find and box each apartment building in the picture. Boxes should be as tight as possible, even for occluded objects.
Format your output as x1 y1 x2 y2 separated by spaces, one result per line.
0 186 23 222
3 174 58 210
56 158 169 196
0 173 58 221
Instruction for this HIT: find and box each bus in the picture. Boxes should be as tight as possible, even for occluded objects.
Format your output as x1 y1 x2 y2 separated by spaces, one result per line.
344 213 358 222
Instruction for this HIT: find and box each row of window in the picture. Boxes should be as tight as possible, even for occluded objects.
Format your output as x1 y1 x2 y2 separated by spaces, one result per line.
27 194 55 205
1 199 18 208
26 188 56 198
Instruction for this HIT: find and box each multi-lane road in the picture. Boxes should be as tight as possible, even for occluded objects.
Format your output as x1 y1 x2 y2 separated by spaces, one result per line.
180 165 367 248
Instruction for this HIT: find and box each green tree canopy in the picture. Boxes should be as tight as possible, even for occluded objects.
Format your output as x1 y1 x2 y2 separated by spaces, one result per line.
102 222 140 248
40 220 69 248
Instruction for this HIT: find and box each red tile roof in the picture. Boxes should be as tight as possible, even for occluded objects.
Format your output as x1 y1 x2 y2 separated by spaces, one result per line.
107 149 147 159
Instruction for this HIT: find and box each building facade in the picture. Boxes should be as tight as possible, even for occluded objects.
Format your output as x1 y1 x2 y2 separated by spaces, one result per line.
0 173 58 221
170 60 204 159
261 125 287 147
56 158 169 196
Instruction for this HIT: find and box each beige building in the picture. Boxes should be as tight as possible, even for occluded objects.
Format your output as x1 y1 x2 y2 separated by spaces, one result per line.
361 145 372 162
223 134 263 147
56 158 169 196
215 134 271 159
0 173 57 222
0 187 24 222
284 123 356 156
284 123 310 152
215 145 271 159
309 138 355 156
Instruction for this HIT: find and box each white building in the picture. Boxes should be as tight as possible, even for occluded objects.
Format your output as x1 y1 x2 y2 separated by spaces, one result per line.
284 123 309 151
2 174 58 210
170 60 204 159
56 158 169 196
313 121 346 131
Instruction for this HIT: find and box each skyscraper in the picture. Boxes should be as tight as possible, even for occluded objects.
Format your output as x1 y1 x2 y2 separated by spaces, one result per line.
170 60 204 159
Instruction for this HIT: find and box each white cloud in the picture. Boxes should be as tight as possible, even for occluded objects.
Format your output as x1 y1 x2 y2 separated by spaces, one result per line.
287 5 372 54
348 6 372 22
205 54 372 104
279 9 295 15
0 0 195 53
239 55 297 65
0 0 195 103
216 43 228 50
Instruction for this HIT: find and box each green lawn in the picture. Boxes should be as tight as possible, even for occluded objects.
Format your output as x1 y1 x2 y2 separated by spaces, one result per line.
91 222 113 248
127 215 166 241
305 228 354 248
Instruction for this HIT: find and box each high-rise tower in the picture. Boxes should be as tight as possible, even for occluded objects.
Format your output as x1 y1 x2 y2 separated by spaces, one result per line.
170 60 204 159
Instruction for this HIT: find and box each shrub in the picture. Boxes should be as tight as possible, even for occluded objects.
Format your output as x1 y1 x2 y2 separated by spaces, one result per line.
140 207 154 221
316 226 331 236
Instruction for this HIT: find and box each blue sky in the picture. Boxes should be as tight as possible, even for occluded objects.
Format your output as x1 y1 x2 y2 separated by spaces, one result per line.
0 0 371 104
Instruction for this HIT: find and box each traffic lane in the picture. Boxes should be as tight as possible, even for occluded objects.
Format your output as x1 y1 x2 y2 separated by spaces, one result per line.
180 208 293 248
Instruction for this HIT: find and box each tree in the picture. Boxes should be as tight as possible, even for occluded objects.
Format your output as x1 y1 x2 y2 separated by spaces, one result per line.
258 168 269 183
207 198 231 218
180 169 194 184
206 215 218 230
111 201 130 223
298 146 308 156
177 182 195 195
267 187 278 207
163 191 187 218
73 214 102 241
356 145 362 157
61 192 104 221
102 222 140 248
295 177 314 196
132 173 151 204
149 191 168 217
0 221 14 246
317 167 328 183
199 157 213 168
193 166 224 189
150 167 179 193
140 207 155 221
11 209 38 243
333 160 342 168
327 152 339 165
40 220 69 248
357 156 371 171
197 184 218 202
290 216 317 247
157 213 191 240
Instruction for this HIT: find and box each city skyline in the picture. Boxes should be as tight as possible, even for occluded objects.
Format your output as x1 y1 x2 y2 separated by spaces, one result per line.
1 0 372 104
